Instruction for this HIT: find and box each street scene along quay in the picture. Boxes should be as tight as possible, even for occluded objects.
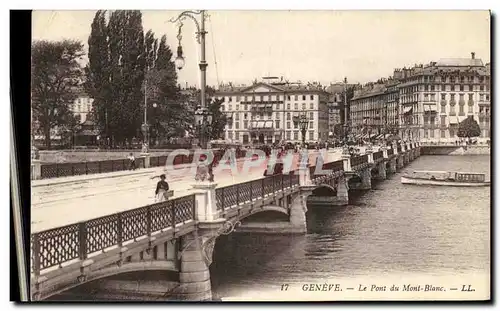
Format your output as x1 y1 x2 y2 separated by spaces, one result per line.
29 10 490 301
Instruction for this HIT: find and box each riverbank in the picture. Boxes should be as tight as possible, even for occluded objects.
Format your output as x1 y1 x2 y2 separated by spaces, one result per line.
421 145 490 156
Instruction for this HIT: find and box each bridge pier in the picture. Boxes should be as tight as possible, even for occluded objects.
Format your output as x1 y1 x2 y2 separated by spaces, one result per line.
397 155 404 170
387 158 397 174
375 161 387 180
334 175 349 205
352 167 372 190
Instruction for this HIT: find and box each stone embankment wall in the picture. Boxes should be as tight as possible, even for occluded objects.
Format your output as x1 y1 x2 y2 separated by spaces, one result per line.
421 146 490 156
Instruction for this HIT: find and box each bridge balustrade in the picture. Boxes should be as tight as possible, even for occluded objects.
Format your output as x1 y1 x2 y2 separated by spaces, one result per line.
30 194 196 276
40 158 147 179
350 155 368 170
215 171 300 210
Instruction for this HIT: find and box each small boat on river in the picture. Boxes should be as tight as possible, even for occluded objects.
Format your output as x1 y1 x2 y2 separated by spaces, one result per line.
401 170 490 187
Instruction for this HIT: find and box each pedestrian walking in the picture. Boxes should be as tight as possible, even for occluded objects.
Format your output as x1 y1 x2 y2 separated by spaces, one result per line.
152 174 170 202
128 153 136 170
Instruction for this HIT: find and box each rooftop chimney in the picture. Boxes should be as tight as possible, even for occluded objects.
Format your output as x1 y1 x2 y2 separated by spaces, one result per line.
471 52 475 59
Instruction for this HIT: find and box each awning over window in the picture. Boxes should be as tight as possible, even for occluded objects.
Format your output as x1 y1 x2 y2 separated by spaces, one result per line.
449 117 459 124
249 120 274 129
423 104 438 112
403 106 413 114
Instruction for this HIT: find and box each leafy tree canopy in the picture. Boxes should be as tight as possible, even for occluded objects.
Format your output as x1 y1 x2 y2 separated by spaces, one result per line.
32 39 84 149
458 116 481 138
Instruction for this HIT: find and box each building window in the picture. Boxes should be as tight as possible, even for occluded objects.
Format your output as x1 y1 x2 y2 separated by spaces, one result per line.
235 132 240 140
267 112 272 119
294 122 298 129
294 95 298 101
229 105 232 110
287 95 291 100
235 122 240 129
441 85 445 91
276 104 280 110
287 122 291 129
460 85 464 91
287 112 291 120
309 131 314 140
468 104 473 113
309 121 313 129
486 94 490 101
276 113 280 120
310 103 314 109
228 96 232 102
263 95 268 101
309 112 314 120
302 103 306 110
430 129 434 138
459 104 465 116
243 120 248 129
236 105 239 111
287 103 291 110
286 131 291 140
440 116 446 126
424 130 428 138
275 120 280 128
469 85 474 91
440 130 446 138
294 103 298 110
441 94 446 100
244 113 248 119
293 132 298 140
450 129 455 137
244 104 248 110
228 132 233 139
302 95 306 100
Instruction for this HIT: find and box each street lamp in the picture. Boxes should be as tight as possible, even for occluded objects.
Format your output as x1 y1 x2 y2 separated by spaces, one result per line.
293 113 309 148
141 97 158 153
170 10 213 181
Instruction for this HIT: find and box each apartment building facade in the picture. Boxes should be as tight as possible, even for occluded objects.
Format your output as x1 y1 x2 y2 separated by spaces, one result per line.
349 53 490 142
215 79 330 145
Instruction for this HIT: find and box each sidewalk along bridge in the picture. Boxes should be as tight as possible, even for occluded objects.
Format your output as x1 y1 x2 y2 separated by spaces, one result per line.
31 148 251 180
30 142 421 301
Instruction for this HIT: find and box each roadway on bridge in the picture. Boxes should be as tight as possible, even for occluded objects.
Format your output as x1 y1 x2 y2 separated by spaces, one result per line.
32 149 345 233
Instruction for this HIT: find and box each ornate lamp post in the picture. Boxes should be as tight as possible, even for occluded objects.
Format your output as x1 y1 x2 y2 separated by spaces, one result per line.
171 10 214 181
293 113 309 148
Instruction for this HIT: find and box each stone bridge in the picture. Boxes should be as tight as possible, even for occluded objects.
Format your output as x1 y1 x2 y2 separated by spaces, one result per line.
30 142 421 301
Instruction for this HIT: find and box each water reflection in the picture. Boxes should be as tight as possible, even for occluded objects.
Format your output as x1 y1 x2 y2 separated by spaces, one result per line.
210 155 490 299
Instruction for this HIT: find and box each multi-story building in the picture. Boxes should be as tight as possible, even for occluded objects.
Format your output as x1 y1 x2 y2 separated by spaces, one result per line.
327 96 341 137
71 92 94 124
215 78 330 145
350 82 387 139
398 52 490 142
349 52 490 143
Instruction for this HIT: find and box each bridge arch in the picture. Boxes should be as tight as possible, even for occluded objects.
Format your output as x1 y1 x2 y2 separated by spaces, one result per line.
40 260 179 301
311 184 337 196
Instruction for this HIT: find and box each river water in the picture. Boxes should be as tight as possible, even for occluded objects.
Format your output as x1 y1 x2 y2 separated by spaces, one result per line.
210 155 491 300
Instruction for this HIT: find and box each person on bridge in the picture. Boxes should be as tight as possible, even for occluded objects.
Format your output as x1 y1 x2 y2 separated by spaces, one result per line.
128 153 136 170
154 174 170 202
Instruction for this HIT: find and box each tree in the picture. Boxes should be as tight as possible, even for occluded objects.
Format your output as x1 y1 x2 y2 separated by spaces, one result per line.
458 116 481 139
84 10 110 143
178 86 227 141
86 12 180 147
32 39 84 149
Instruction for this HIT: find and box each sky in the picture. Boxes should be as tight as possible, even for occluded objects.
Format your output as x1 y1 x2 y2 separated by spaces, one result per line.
32 10 491 88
